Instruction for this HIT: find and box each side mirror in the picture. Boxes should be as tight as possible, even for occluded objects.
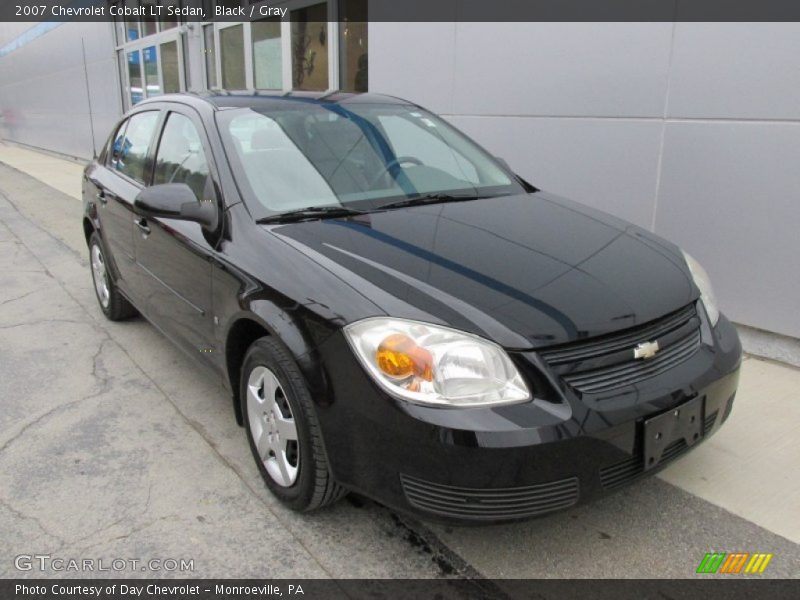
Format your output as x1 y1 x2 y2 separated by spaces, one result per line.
134 183 218 230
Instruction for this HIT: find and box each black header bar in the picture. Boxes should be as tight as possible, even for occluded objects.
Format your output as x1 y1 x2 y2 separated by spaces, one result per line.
2 0 800 23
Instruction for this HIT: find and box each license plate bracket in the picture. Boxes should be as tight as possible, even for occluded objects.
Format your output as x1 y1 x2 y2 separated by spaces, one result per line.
643 396 704 471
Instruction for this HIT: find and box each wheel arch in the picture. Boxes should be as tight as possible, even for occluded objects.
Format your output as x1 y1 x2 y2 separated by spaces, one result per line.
225 316 272 426
223 302 332 426
82 216 95 246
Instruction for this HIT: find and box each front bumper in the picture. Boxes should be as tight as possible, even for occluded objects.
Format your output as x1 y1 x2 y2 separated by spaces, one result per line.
314 313 742 522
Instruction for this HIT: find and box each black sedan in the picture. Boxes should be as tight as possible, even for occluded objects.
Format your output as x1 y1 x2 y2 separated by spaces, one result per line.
82 92 741 522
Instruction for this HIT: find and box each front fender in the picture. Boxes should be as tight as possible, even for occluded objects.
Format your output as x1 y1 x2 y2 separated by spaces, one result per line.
224 300 334 403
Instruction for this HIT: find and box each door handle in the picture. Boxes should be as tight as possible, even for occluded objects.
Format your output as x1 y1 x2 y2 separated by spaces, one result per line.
89 177 107 203
135 218 151 236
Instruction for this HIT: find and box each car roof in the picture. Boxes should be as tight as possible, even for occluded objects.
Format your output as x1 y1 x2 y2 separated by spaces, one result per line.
136 90 414 112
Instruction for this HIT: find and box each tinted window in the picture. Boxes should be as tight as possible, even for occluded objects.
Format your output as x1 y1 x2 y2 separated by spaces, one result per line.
219 104 518 217
108 120 129 170
111 111 159 183
153 113 211 201
104 120 124 166
378 115 480 184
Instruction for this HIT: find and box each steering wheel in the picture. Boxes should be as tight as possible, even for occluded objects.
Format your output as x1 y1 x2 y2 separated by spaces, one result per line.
368 156 424 189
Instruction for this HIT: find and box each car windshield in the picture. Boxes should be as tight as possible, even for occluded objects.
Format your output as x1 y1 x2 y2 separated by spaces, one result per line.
217 100 524 218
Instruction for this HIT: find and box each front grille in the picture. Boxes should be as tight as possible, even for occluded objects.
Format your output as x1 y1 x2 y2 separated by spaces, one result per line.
400 474 579 520
598 410 717 490
540 304 701 394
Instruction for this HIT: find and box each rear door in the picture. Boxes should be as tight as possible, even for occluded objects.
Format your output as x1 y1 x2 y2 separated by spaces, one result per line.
133 106 220 364
90 110 161 303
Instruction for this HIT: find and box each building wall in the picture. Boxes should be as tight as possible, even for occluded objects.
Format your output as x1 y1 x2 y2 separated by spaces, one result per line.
0 21 797 340
0 22 121 159
370 22 800 339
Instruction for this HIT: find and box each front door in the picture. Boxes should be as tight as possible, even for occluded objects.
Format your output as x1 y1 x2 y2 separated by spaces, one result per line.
133 108 219 365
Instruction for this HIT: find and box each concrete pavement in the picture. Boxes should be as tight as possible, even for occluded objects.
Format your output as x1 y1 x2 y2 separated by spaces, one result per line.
0 161 473 580
0 145 798 580
0 143 84 200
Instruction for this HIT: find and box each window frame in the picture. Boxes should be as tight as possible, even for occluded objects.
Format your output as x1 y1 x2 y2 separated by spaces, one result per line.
148 103 226 210
113 7 187 110
202 0 340 93
102 117 128 168
114 1 368 111
152 110 213 200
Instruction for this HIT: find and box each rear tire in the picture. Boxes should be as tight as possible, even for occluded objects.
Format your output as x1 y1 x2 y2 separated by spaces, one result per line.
89 232 138 321
241 337 346 511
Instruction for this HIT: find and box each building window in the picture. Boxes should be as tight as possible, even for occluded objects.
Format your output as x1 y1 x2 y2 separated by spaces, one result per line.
127 50 143 104
160 41 180 93
124 0 141 41
290 3 329 91
114 0 188 107
220 24 246 90
338 0 368 92
143 46 160 96
252 18 282 90
140 0 159 36
128 0 370 98
198 1 368 93
160 0 180 30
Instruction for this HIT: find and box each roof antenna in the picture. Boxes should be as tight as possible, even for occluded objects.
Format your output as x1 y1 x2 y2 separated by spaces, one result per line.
81 37 97 158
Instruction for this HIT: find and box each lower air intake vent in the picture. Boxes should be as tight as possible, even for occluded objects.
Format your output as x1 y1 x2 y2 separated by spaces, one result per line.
704 410 718 435
400 474 579 520
599 411 718 490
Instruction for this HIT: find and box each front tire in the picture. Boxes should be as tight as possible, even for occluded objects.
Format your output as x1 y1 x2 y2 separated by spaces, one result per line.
88 232 138 321
241 337 346 511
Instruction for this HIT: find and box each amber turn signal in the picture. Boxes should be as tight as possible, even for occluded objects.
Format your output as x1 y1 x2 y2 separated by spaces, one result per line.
376 333 433 381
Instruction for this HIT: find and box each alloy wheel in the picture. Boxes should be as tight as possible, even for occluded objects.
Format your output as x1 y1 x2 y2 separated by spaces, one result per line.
91 242 110 309
247 365 300 487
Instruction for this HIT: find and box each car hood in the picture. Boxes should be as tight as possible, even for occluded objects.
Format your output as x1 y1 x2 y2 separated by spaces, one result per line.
269 192 698 349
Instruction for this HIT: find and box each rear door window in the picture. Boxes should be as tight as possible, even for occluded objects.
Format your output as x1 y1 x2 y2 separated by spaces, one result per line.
108 120 129 171
110 111 160 184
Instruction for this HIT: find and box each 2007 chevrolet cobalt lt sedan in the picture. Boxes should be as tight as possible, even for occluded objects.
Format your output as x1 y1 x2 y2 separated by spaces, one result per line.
83 92 741 521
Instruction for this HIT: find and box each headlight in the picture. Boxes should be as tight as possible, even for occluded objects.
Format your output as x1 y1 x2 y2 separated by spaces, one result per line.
682 250 720 326
344 318 531 408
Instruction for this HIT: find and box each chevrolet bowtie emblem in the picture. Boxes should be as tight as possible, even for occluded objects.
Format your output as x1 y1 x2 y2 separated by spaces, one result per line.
633 340 660 360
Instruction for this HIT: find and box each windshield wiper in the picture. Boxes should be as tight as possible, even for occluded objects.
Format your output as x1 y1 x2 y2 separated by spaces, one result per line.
378 193 487 211
256 205 365 224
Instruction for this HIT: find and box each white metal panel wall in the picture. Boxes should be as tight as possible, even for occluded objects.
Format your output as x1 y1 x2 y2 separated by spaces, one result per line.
0 22 120 159
370 22 800 338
